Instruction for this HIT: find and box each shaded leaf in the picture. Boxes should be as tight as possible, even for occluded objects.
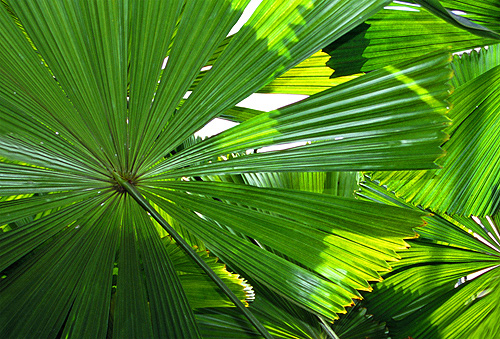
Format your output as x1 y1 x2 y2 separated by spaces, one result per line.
140 180 423 320
164 236 254 309
324 2 495 76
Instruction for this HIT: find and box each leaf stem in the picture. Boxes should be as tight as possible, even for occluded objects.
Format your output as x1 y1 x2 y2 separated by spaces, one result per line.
318 316 340 339
113 172 273 339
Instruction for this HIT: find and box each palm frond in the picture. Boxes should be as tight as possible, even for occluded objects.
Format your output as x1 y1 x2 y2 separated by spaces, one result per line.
370 46 500 216
139 0 395 170
416 0 500 38
451 43 500 87
144 50 451 179
358 178 500 338
0 0 462 336
323 2 496 77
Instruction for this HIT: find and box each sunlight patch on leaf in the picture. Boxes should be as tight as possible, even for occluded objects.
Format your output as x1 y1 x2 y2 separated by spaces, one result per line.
385 64 446 108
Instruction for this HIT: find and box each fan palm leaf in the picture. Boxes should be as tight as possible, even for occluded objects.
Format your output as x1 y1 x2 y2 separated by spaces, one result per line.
332 2 500 338
0 1 454 337
323 2 497 77
415 0 500 39
370 44 500 216
358 178 500 338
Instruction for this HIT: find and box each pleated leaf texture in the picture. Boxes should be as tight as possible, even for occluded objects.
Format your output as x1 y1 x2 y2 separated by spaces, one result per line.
323 2 496 77
370 44 500 216
358 178 500 339
0 1 453 338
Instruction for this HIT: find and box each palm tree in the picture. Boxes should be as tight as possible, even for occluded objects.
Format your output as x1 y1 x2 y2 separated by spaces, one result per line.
0 0 497 338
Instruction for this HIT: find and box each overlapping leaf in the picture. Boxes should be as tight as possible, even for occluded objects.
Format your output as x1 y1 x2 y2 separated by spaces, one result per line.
196 293 324 339
140 180 424 320
239 171 359 197
416 0 500 37
143 50 451 179
370 45 500 216
358 178 500 338
164 236 253 309
331 303 389 339
194 50 359 96
324 2 496 77
138 0 394 171
197 171 388 339
451 43 500 87
0 0 458 337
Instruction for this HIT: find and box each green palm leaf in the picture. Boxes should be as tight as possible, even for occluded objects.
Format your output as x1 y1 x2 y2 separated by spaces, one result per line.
451 44 500 87
220 106 266 123
416 0 500 38
144 50 451 179
198 171 390 339
258 51 360 95
331 304 389 339
196 290 324 339
1 196 122 338
358 178 500 338
164 236 253 309
195 50 359 96
323 2 497 77
239 171 359 197
370 45 500 216
0 0 456 337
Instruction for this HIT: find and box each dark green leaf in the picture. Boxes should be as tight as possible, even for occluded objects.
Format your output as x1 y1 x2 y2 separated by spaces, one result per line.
324 3 495 76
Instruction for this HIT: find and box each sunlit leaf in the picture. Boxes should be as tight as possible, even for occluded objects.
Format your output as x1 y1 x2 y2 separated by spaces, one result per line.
370 47 500 216
0 0 460 336
358 178 500 338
